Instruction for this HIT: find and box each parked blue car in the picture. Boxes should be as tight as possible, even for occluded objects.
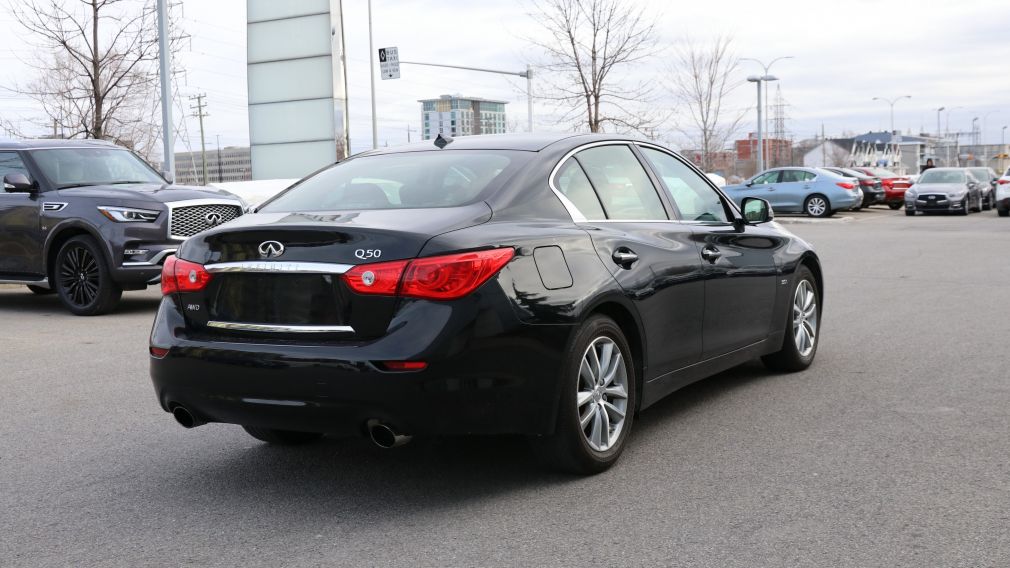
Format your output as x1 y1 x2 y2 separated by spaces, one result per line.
724 167 862 217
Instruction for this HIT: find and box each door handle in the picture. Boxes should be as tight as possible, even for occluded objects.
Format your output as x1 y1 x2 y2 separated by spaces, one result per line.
612 249 638 267
701 246 721 263
767 187 775 191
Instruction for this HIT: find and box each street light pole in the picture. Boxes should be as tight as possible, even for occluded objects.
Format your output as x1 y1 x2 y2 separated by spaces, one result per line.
935 106 944 139
872 96 911 170
747 75 777 172
741 56 793 156
368 0 377 149
156 0 173 177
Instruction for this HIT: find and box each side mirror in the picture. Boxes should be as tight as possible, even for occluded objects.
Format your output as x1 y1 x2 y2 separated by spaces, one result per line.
161 170 175 184
742 197 773 224
745 181 754 187
3 173 34 193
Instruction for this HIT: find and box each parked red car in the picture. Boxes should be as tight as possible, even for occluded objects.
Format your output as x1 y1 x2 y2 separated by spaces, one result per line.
851 167 911 209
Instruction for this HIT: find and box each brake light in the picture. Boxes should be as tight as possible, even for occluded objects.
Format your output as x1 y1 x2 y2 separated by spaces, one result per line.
401 249 515 300
379 361 428 372
342 248 515 300
836 182 856 190
999 179 1009 184
343 259 408 295
160 255 213 295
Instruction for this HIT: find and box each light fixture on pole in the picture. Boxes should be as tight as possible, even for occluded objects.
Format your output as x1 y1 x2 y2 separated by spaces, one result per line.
741 56 793 152
1002 125 1007 147
747 74 778 172
872 96 911 170
972 117 979 146
935 106 945 139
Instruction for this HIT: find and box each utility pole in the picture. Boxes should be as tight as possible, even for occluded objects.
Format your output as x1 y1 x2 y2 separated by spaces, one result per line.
406 124 417 143
189 94 209 185
216 134 223 183
368 0 377 149
157 0 173 177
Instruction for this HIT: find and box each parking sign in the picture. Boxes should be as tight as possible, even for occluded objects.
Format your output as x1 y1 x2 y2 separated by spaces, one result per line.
379 47 400 80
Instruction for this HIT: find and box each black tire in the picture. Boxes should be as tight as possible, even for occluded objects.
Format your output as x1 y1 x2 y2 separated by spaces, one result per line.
958 197 969 216
998 208 1009 217
530 315 636 475
888 202 903 210
983 194 992 211
762 266 820 373
803 194 831 218
27 285 55 295
905 209 915 217
242 426 323 445
53 235 122 316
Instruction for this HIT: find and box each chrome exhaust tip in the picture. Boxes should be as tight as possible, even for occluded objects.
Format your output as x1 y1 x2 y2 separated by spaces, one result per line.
171 405 206 429
366 419 412 448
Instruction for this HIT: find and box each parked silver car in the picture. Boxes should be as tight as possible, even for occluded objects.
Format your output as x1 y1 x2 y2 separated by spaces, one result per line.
904 168 984 216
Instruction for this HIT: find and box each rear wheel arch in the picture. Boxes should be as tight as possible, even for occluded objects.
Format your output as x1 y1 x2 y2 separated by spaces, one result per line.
584 300 646 414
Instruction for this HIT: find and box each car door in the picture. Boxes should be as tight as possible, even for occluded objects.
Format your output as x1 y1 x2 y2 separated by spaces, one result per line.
637 144 783 360
553 143 705 377
727 170 780 208
0 151 44 277
775 168 816 211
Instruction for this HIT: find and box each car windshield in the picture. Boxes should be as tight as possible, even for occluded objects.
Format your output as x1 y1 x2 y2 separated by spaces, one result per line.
260 150 524 212
870 168 899 177
30 147 165 188
968 169 990 180
918 170 965 184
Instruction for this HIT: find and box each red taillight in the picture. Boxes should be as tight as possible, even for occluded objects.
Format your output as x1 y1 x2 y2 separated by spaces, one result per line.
342 248 515 301
160 255 212 295
379 361 428 372
343 259 408 295
400 249 515 300
999 179 1010 185
836 182 856 190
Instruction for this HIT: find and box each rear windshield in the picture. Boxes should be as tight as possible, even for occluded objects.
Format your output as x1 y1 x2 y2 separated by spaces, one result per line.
260 150 525 212
919 170 965 184
869 168 899 177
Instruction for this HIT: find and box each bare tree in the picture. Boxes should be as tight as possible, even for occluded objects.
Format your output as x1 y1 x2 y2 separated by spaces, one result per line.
668 36 743 172
10 0 166 159
528 0 660 133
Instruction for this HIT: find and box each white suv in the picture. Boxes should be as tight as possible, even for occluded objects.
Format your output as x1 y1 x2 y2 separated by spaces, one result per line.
998 167 1010 217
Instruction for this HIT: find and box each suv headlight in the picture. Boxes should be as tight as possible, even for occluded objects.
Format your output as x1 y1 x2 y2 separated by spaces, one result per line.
97 206 161 222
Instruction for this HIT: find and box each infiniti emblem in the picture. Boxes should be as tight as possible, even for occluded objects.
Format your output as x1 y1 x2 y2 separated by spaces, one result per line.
204 212 223 226
258 240 285 258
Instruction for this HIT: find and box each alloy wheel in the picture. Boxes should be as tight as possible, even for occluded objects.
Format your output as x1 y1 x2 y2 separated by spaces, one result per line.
58 245 100 307
792 280 818 357
806 197 827 217
577 336 629 452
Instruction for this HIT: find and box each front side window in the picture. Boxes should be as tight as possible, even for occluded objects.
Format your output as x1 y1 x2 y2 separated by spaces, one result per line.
751 171 779 185
261 151 522 212
575 145 667 220
0 152 30 182
640 147 728 223
30 148 164 188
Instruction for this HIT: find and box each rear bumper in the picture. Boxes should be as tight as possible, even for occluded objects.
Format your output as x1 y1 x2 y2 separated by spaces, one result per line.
149 292 574 437
884 188 907 202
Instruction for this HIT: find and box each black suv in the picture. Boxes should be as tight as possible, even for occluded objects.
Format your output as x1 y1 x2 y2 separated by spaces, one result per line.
0 139 243 315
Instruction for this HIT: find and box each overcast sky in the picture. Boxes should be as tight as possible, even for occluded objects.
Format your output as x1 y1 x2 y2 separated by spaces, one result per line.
2 0 1009 156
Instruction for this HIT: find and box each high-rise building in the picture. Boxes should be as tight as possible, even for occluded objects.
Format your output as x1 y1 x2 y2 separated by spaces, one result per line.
420 95 508 140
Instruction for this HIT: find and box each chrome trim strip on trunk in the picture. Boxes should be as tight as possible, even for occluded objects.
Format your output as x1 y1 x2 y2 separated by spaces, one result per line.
206 321 355 334
204 261 353 274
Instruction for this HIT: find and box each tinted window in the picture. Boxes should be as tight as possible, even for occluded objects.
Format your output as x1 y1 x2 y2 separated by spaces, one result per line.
781 169 815 183
30 148 164 187
641 147 728 222
752 171 779 184
575 145 666 220
554 158 605 220
0 152 30 182
261 151 520 212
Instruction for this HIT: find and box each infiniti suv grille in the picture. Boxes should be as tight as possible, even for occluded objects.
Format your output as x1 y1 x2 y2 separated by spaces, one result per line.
169 203 243 239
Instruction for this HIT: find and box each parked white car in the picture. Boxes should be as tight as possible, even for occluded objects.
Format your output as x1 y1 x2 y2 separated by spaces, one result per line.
997 167 1010 217
210 179 298 211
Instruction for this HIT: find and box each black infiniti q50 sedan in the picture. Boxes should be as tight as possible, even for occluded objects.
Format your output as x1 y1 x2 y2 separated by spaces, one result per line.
150 133 823 474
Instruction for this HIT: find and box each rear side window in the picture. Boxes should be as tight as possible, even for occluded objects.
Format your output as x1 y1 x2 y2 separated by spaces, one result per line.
640 147 728 223
575 145 667 220
554 158 606 220
0 152 30 182
781 170 815 183
261 151 522 212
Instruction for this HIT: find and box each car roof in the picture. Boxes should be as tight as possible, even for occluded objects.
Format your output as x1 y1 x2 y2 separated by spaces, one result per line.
0 138 121 150
354 133 644 156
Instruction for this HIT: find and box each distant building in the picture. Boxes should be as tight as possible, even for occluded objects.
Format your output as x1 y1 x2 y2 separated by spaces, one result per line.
682 149 737 176
735 133 792 168
420 95 507 140
175 146 252 185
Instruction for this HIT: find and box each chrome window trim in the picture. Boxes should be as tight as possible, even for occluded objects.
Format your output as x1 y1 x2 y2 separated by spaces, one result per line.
207 321 355 334
166 198 244 241
122 248 177 267
205 261 353 274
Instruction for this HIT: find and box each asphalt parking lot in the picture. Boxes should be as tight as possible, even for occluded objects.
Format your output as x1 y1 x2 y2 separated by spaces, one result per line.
2 207 1009 567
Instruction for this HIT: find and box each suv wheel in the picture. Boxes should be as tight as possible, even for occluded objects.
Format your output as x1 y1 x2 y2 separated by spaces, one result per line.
530 315 636 475
54 235 122 316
